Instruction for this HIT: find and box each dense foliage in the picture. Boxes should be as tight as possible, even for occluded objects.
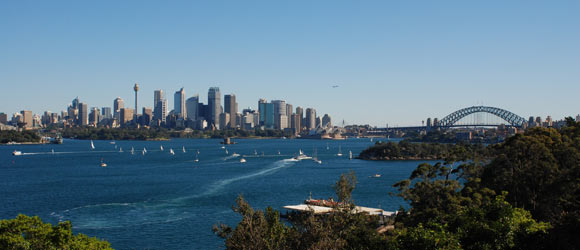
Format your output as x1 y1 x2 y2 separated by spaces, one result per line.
216 118 580 249
0 130 41 144
358 140 489 161
0 214 112 250
61 127 289 140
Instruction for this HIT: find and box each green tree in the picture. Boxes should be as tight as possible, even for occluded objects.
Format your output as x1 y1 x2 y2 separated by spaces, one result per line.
0 214 112 250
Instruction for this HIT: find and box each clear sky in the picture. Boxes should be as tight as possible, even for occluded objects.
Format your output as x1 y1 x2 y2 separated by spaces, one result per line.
1 1 578 126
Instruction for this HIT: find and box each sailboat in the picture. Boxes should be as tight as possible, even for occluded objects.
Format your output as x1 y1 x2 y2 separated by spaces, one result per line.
90 140 95 150
182 146 186 153
130 147 135 155
194 152 199 162
160 145 164 151
326 143 329 150
119 147 123 153
254 149 258 156
349 150 353 160
225 149 229 155
142 147 147 155
51 149 55 154
277 150 281 155
337 145 343 157
169 148 175 155
313 149 322 164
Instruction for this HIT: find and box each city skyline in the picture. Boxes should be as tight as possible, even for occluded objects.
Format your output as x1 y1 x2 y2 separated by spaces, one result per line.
1 1 579 126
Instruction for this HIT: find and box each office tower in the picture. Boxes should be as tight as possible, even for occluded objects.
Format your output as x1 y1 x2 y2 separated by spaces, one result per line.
133 83 139 118
258 99 267 126
433 118 439 127
0 113 7 124
174 87 186 119
536 117 542 127
32 114 42 128
114 97 124 121
305 108 316 130
153 90 167 123
20 110 33 129
545 116 553 127
101 107 112 120
219 112 230 130
71 97 80 109
89 107 99 126
51 113 59 124
78 103 88 126
272 100 287 129
208 87 222 126
286 104 293 128
120 108 134 126
142 107 153 126
186 95 199 121
322 114 332 127
295 107 303 131
316 116 321 127
41 111 51 125
224 94 238 128
426 118 432 128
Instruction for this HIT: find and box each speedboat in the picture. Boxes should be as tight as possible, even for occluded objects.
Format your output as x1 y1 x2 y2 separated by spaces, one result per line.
370 174 381 178
232 152 240 157
292 149 312 161
100 158 107 167
239 158 246 163
12 150 22 156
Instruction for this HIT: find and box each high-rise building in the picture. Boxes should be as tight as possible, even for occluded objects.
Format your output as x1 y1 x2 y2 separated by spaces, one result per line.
101 107 112 120
295 107 303 131
272 100 287 129
219 112 230 130
286 104 293 128
154 90 167 123
258 99 267 126
0 112 8 124
305 108 316 130
120 108 134 126
20 110 33 129
291 114 301 134
142 107 153 126
89 107 99 126
224 94 238 128
174 87 186 119
576 115 580 122
322 114 332 127
433 118 439 127
208 87 222 126
113 97 124 121
186 95 199 121
71 97 80 109
545 116 553 127
536 117 543 127
78 103 88 126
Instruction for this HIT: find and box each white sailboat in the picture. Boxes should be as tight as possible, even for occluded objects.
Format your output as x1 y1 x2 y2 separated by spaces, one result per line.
337 145 343 157
349 150 353 160
131 147 135 155
194 152 199 162
51 149 55 154
160 145 164 151
313 149 322 164
169 148 175 155
254 149 258 155
182 146 186 153
142 147 147 155
119 147 123 153
90 140 95 150
225 149 229 155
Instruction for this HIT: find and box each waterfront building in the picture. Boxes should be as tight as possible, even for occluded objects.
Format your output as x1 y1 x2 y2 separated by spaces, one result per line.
174 87 186 119
291 114 301 134
208 87 222 126
186 95 199 121
322 114 332 127
272 100 286 129
286 104 293 129
113 97 124 122
141 107 153 126
89 107 99 126
224 94 238 128
78 103 88 126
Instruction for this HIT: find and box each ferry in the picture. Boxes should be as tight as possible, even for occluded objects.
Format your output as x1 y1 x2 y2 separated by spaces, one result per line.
12 150 22 156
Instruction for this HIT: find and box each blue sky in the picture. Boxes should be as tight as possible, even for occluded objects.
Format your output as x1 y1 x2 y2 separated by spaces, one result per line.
1 1 578 126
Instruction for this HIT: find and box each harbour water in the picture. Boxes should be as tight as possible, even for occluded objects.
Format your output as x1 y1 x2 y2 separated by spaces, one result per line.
0 138 426 249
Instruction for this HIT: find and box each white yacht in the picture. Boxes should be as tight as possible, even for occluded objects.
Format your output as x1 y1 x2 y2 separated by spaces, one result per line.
239 158 247 163
12 150 22 156
292 149 312 161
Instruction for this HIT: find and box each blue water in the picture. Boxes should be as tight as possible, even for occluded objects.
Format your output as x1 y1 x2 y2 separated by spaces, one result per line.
0 138 424 249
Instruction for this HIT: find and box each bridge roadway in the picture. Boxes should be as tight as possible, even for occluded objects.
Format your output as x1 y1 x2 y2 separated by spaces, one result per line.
368 124 514 133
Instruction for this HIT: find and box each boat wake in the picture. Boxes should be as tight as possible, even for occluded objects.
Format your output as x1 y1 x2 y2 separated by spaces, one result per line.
51 159 295 229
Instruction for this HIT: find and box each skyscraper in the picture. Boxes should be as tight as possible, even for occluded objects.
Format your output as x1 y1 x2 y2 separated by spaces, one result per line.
153 90 167 123
78 103 88 126
20 110 33 129
208 87 222 126
89 107 99 126
101 107 112 120
120 108 134 127
113 97 124 121
186 95 199 121
286 103 293 128
305 108 316 130
224 94 238 128
322 114 332 127
174 87 186 119
272 100 287 129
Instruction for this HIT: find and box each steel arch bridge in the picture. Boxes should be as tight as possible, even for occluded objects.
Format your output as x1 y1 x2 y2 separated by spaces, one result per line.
437 106 526 128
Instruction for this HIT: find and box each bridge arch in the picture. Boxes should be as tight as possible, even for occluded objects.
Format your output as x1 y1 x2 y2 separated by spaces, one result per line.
437 106 526 128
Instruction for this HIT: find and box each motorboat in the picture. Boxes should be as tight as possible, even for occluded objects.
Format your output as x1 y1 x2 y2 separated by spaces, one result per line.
100 158 107 167
119 147 123 153
12 150 22 156
232 152 240 157
292 149 312 161
337 145 343 157
370 174 381 178
239 158 246 163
